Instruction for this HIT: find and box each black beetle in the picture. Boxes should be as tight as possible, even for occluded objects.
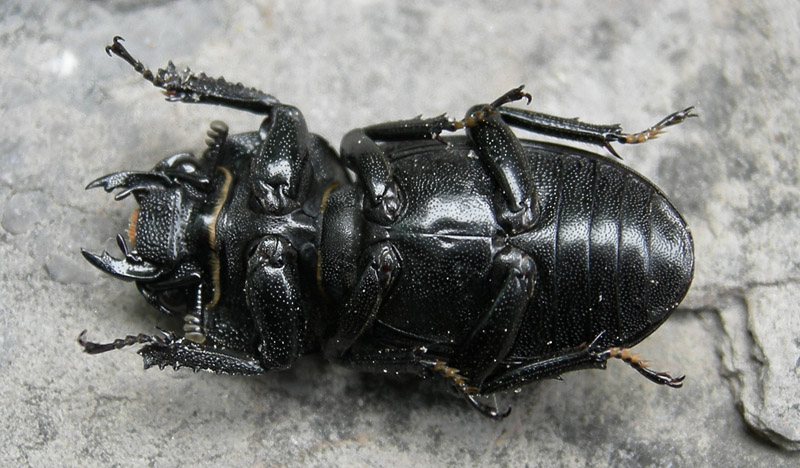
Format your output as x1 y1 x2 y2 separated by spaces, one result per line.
80 37 695 418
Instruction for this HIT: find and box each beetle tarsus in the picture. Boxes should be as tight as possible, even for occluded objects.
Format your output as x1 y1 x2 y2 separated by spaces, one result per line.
78 330 158 355
454 86 533 130
422 359 511 418
465 393 513 419
634 367 686 388
489 85 532 108
611 106 699 146
600 346 685 388
106 36 156 83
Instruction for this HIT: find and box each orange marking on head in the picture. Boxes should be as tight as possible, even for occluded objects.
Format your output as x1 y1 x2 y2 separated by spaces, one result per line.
127 207 139 244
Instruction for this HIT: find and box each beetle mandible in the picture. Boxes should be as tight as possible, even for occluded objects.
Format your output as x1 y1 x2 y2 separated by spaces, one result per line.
79 37 695 418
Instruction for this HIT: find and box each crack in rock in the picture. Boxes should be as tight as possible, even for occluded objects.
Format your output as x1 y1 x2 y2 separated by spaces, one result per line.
718 286 800 450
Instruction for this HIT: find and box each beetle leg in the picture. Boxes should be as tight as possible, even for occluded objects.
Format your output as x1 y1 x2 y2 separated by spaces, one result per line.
80 326 270 376
450 86 531 132
250 105 310 215
479 346 608 395
464 392 512 419
137 338 266 375
245 235 303 370
495 106 698 159
354 114 456 142
79 238 302 376
324 242 401 359
339 87 532 227
332 345 513 418
479 341 685 394
452 246 536 387
334 346 426 371
340 112 470 223
597 347 685 388
78 329 163 355
340 130 404 224
459 88 539 234
420 359 512 419
105 36 280 114
604 106 698 150
79 329 267 375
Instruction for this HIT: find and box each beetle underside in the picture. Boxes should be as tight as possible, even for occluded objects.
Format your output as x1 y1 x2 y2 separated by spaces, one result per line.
79 37 694 418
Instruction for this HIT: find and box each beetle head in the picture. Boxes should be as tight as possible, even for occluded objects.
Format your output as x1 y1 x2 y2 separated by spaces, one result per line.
82 153 217 327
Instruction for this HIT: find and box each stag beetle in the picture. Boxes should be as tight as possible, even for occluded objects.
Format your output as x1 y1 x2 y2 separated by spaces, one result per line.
79 37 695 418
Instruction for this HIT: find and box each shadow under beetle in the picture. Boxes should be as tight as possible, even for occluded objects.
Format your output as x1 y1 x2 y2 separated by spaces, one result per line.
80 37 695 418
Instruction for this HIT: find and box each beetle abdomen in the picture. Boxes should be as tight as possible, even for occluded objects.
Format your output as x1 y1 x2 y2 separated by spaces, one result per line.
512 142 694 356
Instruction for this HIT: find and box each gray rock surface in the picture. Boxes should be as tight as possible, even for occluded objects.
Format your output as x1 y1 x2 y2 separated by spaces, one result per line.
1 0 799 466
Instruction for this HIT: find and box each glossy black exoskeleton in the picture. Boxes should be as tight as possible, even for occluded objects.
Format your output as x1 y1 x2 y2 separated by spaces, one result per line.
80 37 695 418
